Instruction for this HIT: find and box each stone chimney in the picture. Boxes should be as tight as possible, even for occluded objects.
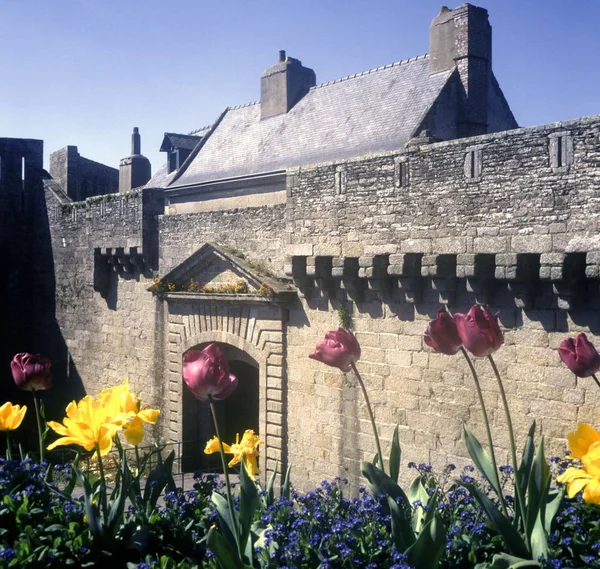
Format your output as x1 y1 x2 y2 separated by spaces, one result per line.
429 4 491 137
260 50 316 120
119 127 151 192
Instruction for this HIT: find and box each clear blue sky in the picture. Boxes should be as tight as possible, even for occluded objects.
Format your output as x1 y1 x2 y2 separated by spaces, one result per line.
1 0 599 174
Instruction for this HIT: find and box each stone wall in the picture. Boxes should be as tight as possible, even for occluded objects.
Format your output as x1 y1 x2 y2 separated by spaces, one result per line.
45 189 164 416
159 205 287 275
0 138 48 414
283 115 600 488
50 146 119 202
43 115 600 489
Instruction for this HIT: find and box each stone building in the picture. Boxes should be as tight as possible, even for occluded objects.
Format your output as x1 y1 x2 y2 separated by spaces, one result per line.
4 3 600 487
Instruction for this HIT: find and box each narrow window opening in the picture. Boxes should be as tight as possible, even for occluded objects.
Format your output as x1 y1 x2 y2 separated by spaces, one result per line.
557 136 563 168
470 151 476 178
21 157 26 210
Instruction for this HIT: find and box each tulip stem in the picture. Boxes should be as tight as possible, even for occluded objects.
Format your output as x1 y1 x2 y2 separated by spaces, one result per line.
208 396 242 556
94 443 108 523
5 433 12 461
460 348 508 519
32 392 44 462
350 362 385 474
592 374 600 391
487 355 528 539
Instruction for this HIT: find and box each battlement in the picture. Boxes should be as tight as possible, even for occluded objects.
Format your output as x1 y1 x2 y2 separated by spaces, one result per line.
47 187 164 295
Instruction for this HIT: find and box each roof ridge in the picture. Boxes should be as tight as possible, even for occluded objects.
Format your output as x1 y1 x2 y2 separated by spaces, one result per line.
188 126 212 135
312 54 429 90
227 101 260 111
222 55 430 112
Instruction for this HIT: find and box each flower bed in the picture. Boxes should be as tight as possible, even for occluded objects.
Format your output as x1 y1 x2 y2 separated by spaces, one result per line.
1 305 600 568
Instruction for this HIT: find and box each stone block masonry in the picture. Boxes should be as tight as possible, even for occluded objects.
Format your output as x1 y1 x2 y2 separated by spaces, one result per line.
45 114 600 490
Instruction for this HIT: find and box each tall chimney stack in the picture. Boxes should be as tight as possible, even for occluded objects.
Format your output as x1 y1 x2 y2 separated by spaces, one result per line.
132 127 141 155
260 51 316 120
119 127 151 192
429 4 492 137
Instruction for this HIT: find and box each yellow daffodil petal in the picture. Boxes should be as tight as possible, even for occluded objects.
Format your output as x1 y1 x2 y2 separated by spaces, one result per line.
567 423 600 459
137 408 160 425
123 417 145 446
204 436 232 455
0 402 27 431
0 401 27 431
583 477 600 505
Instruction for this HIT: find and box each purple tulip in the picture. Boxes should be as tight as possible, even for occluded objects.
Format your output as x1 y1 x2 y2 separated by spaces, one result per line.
559 333 600 378
11 353 52 391
183 344 238 401
309 328 361 372
424 308 463 355
454 305 503 357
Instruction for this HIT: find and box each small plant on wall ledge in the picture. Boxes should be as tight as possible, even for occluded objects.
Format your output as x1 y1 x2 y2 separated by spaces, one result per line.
337 303 353 329
153 277 251 295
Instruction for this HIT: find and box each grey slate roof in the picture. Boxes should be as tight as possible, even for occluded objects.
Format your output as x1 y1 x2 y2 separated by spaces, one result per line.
168 55 452 188
160 133 204 152
145 162 178 188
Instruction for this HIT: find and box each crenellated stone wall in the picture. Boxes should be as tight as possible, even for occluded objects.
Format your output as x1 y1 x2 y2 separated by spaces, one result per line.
42 114 600 488
282 115 600 489
45 188 164 416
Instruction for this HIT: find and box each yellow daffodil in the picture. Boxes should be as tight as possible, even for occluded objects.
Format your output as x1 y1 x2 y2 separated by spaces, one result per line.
204 429 263 477
98 380 160 446
0 402 27 431
205 435 231 455
557 441 600 505
47 395 130 456
566 423 600 459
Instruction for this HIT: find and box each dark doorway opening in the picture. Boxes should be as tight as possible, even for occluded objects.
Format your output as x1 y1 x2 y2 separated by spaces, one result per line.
182 344 259 472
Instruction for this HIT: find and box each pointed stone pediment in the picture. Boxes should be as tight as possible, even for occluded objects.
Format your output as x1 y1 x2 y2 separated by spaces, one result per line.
150 243 292 302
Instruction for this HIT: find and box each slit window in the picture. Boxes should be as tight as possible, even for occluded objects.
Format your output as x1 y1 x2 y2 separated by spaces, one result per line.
549 132 573 172
464 146 483 180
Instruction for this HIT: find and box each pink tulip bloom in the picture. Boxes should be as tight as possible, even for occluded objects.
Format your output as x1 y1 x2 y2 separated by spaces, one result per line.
309 328 361 372
559 333 600 378
11 353 52 391
454 305 503 357
424 308 463 355
183 344 238 401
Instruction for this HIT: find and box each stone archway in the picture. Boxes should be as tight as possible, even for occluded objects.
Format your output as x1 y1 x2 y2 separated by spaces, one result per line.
162 299 286 481
182 343 260 472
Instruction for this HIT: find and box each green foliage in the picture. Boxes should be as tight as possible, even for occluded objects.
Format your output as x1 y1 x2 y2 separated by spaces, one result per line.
336 304 352 329
360 428 447 569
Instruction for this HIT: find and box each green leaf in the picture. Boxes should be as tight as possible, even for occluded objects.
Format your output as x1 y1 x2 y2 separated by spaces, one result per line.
405 515 446 569
389 425 401 484
211 491 238 548
530 513 548 562
463 425 503 500
517 422 537 524
543 487 564 531
462 481 529 559
406 475 429 534
266 459 278 507
74 466 104 541
387 496 416 551
142 450 176 508
525 436 551 545
238 462 259 562
488 552 541 568
282 463 292 500
360 461 409 505
207 526 253 569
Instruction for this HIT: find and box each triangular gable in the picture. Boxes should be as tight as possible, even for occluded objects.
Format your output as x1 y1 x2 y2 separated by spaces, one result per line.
149 243 292 301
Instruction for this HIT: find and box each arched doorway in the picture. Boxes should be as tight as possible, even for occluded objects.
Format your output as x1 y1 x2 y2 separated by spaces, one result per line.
182 343 259 472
